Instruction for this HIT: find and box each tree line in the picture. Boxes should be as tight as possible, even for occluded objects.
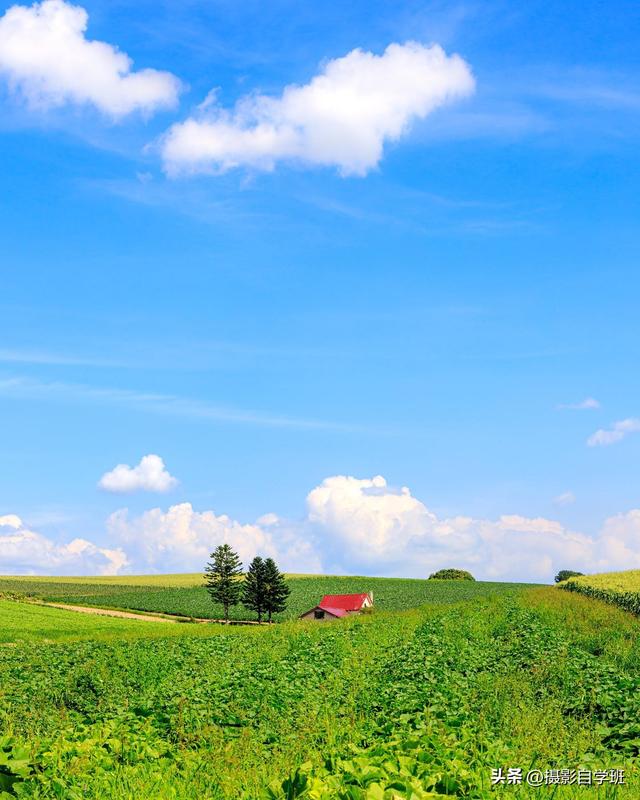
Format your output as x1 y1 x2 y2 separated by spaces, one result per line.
204 544 290 623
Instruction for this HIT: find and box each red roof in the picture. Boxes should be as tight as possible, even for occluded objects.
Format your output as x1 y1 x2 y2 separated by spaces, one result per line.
319 593 370 612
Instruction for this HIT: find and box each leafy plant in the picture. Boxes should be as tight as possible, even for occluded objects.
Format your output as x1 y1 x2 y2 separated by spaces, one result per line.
0 736 34 797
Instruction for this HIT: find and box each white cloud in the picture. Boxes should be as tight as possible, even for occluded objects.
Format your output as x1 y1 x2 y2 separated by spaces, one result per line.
0 0 181 116
587 418 640 447
0 514 127 575
106 502 320 574
161 41 474 176
597 511 640 570
304 475 596 581
0 514 22 529
302 475 640 580
553 491 576 507
6 474 640 582
98 454 178 493
306 475 435 565
558 397 600 410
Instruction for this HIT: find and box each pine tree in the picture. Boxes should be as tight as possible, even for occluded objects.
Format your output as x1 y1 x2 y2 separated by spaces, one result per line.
204 544 243 623
262 558 290 623
242 556 266 622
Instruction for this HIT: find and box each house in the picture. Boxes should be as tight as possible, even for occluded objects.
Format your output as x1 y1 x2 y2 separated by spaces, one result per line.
299 591 373 621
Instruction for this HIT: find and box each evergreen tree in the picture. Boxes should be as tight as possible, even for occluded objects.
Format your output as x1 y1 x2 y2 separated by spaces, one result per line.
262 558 290 622
242 556 266 622
204 544 243 623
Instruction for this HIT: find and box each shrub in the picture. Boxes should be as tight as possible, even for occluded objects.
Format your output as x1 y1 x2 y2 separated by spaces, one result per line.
554 570 584 583
428 569 475 581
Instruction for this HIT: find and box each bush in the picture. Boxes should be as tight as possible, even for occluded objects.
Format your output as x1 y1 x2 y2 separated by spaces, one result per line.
428 569 475 581
554 570 584 583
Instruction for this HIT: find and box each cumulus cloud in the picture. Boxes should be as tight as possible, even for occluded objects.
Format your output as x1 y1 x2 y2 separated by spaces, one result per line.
0 0 181 116
6 474 640 582
0 514 127 575
587 418 640 447
106 502 320 574
558 397 600 410
161 41 474 176
0 514 22 529
307 475 435 566
597 511 640 570
98 454 178 493
305 475 597 581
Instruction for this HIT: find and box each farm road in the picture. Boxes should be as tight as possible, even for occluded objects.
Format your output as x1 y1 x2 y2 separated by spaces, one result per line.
39 602 265 625
42 602 179 622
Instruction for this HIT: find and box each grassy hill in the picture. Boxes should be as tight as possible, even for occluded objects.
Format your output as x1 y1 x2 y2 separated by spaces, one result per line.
0 573 538 621
0 599 196 643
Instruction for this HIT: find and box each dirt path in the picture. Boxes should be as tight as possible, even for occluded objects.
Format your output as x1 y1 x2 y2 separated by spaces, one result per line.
40 602 267 625
42 602 180 622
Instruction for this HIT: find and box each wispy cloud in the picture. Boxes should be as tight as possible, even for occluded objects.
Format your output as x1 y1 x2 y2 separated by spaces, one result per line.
558 397 600 410
553 491 576 507
0 347 125 367
0 375 358 431
587 418 640 447
0 340 354 370
531 70 640 111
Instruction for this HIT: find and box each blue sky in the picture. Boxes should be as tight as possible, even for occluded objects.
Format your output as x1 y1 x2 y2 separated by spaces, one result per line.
1 0 639 580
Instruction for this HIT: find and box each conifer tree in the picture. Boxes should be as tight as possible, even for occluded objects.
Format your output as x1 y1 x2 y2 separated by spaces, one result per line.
262 557 290 622
242 556 266 622
204 544 243 623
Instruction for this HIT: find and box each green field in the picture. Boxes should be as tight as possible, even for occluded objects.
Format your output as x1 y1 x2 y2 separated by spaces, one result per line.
559 569 640 615
0 574 538 621
1 576 639 798
0 599 225 643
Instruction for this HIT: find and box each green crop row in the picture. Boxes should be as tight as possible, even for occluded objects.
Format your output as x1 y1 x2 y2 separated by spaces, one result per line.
0 575 539 621
559 572 640 616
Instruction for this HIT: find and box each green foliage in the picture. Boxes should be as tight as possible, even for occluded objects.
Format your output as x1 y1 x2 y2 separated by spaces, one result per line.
242 556 266 622
204 544 243 622
262 558 290 622
0 736 34 797
428 568 475 581
1 585 639 798
555 570 585 583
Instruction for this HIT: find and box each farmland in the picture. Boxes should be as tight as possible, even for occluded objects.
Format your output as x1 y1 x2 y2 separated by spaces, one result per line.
0 574 538 621
0 599 203 644
1 577 639 798
559 570 640 616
